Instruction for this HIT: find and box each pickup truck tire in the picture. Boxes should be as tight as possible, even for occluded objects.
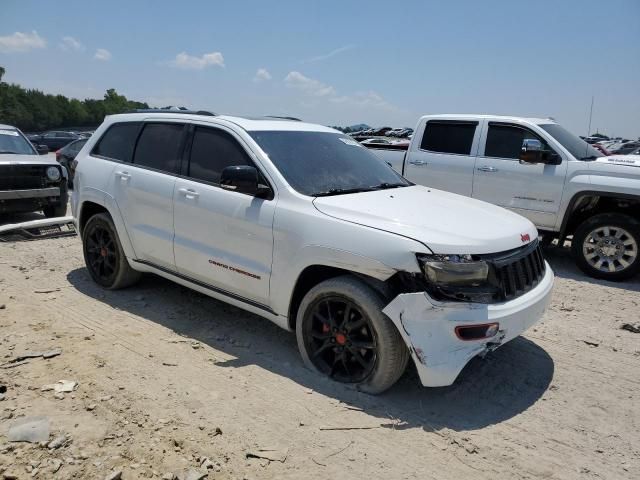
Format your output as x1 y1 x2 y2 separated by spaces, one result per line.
572 213 640 281
82 213 141 289
296 275 409 394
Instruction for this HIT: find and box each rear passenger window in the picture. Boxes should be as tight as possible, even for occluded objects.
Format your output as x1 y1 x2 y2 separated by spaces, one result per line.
133 123 184 173
420 121 477 155
188 127 251 184
93 122 140 162
485 124 545 159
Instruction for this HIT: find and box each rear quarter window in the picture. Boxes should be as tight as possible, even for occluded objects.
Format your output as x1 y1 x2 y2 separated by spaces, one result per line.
92 122 141 162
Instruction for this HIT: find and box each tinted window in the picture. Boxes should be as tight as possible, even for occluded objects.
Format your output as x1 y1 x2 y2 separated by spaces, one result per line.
93 122 140 162
540 123 604 160
249 131 409 196
420 121 477 155
133 123 184 173
188 127 251 184
485 124 546 159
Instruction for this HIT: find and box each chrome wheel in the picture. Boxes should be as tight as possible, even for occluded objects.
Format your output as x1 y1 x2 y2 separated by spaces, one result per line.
582 225 638 273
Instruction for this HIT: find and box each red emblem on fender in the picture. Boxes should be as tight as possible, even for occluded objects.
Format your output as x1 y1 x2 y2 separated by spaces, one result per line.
521 233 531 243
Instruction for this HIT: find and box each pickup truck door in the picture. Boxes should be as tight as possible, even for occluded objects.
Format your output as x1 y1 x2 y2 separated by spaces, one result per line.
173 125 275 306
472 122 567 229
403 120 480 196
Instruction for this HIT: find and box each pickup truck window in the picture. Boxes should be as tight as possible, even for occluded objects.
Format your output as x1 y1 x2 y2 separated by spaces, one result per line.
133 123 184 174
420 121 477 155
92 122 141 162
540 123 604 160
188 126 251 184
250 131 409 196
485 124 547 159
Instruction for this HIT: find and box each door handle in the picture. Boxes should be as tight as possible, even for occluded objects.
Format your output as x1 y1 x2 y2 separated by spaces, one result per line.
477 166 498 172
115 171 131 181
408 159 428 165
178 187 200 199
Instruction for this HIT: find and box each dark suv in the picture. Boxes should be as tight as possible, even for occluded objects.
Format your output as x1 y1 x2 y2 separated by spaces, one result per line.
0 124 68 217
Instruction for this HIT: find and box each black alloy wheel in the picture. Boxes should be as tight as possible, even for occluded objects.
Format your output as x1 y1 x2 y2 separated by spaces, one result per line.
302 296 378 383
85 221 117 285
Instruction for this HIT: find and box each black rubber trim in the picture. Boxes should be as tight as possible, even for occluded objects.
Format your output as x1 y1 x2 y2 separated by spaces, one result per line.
131 258 275 314
558 190 640 240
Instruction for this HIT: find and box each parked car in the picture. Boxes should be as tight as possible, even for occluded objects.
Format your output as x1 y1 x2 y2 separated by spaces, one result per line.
609 141 640 155
56 138 87 188
72 111 553 393
366 114 640 280
360 138 394 145
28 130 83 150
0 124 68 217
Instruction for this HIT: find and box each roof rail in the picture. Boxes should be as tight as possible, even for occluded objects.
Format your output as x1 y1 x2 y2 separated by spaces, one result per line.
263 115 302 121
126 109 217 116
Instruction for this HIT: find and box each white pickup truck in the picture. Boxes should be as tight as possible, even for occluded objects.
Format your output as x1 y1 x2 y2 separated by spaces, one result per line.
72 111 553 393
368 115 640 281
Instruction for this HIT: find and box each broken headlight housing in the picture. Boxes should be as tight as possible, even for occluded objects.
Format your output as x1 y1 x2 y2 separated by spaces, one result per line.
416 254 499 303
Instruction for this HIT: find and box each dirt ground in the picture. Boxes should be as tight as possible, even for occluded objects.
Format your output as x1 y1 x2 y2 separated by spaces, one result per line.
1 221 639 479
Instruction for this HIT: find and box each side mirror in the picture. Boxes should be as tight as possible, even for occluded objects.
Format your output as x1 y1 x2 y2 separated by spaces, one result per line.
36 144 49 155
220 165 271 198
519 139 544 164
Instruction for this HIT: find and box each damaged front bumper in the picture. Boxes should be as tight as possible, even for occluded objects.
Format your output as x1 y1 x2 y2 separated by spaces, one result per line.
382 262 554 387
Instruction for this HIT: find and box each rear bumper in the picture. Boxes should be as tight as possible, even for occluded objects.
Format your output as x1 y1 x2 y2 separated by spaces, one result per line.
382 262 554 387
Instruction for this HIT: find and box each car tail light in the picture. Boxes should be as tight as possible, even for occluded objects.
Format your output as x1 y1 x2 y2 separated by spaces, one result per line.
455 323 499 341
55 150 61 160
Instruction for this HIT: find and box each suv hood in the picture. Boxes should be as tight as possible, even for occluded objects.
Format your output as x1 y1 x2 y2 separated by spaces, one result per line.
592 155 640 169
0 153 57 166
313 185 538 254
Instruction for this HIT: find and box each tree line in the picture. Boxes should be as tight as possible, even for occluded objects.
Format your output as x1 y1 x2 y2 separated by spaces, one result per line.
0 66 149 132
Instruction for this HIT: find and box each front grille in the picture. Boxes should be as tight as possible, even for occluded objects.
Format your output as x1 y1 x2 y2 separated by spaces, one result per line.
0 165 48 190
489 241 546 301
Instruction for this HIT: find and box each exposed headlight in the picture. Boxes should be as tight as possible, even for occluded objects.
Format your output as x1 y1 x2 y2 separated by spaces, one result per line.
46 166 61 181
418 254 489 286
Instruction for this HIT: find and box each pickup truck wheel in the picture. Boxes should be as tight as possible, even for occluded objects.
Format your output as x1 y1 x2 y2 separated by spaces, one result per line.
82 213 141 289
572 213 640 281
296 275 409 394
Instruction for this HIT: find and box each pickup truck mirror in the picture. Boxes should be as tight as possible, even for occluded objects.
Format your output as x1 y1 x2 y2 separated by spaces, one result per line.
220 165 271 198
519 139 544 164
36 144 49 155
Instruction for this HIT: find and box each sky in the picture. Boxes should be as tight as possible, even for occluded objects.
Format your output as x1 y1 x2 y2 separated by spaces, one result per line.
1 0 639 138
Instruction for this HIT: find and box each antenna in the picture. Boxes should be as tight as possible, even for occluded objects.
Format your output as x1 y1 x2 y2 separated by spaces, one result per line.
585 96 594 158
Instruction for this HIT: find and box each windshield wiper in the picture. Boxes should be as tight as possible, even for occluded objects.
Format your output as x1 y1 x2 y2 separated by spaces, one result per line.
579 155 599 161
369 182 407 190
0 150 22 154
313 187 375 197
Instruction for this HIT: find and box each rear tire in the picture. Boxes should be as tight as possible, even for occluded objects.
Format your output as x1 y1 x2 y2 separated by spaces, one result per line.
82 213 141 289
572 213 640 281
296 275 409 394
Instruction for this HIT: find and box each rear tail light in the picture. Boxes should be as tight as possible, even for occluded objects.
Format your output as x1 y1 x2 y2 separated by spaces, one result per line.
455 323 499 341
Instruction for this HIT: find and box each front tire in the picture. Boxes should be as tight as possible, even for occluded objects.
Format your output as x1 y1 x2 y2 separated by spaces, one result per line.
82 213 141 289
572 213 640 281
296 276 409 394
43 204 67 218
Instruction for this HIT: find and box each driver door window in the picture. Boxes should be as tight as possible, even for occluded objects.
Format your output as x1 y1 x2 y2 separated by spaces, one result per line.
187 126 251 185
484 124 557 160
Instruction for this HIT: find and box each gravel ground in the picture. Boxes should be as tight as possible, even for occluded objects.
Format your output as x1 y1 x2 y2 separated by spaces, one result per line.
0 227 639 479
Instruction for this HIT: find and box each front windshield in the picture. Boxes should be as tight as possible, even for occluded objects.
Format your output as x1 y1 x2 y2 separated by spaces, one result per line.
0 129 36 155
249 131 410 196
540 123 604 160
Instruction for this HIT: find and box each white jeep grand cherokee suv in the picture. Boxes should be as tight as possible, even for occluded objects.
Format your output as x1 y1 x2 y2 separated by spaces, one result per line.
72 110 554 393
